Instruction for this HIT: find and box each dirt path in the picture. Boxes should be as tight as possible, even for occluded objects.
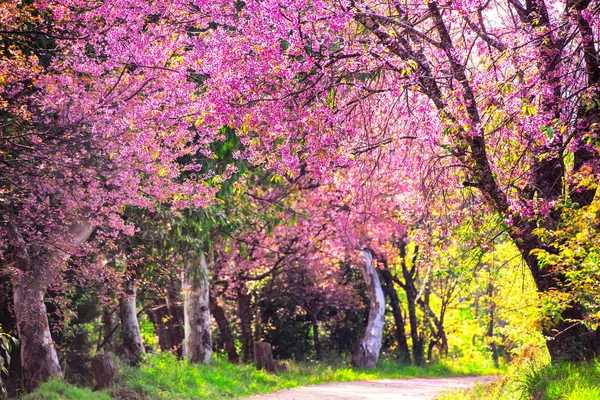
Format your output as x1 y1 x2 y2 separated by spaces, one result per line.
244 376 497 399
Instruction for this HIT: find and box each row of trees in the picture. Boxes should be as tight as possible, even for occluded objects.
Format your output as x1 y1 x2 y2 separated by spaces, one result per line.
2 164 526 392
1 0 599 393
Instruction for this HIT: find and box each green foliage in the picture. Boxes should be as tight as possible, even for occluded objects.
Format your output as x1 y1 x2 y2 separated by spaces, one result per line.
533 199 600 329
517 361 600 400
138 316 158 349
25 353 499 399
258 296 313 360
425 223 544 365
21 380 112 400
0 328 17 376
0 326 18 398
56 286 103 386
442 353 600 400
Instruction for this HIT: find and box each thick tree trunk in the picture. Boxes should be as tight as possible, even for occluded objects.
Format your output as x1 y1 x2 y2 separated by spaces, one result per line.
237 285 253 363
209 295 239 363
182 252 213 364
350 250 385 368
7 221 93 391
543 304 592 361
379 267 411 364
253 342 276 373
91 352 115 390
12 272 61 392
119 277 145 364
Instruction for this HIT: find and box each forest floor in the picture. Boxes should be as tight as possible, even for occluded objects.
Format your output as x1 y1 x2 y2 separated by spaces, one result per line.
243 375 498 399
21 354 503 399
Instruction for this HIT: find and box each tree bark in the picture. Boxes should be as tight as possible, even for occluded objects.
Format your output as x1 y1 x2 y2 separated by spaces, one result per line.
237 285 253 363
487 307 499 368
350 250 385 368
379 267 411 364
7 221 93 391
119 276 145 364
91 352 115 390
210 295 239 363
12 272 62 392
182 252 213 364
253 342 276 373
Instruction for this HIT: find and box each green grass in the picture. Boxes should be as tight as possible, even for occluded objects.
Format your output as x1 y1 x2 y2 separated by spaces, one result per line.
22 353 501 399
441 358 600 400
21 379 112 400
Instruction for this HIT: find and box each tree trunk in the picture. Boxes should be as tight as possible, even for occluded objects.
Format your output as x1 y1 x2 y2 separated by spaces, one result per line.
253 342 276 373
166 278 185 356
91 352 115 390
350 250 385 368
405 288 424 366
97 308 118 352
147 278 184 356
12 272 62 392
237 285 253 363
487 312 499 368
395 242 425 366
437 318 449 356
7 221 93 391
147 298 169 352
308 313 322 360
147 296 183 356
418 285 448 359
485 282 500 368
210 295 239 363
379 267 411 364
506 225 599 360
119 277 145 364
182 252 212 364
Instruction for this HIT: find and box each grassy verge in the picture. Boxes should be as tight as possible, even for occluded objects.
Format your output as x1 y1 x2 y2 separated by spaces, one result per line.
440 359 600 400
23 353 501 399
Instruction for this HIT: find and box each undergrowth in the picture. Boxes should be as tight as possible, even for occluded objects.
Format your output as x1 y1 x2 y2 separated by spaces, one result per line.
441 356 600 400
22 352 500 399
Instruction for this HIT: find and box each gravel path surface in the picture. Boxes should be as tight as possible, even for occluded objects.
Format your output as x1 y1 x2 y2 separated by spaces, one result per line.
244 375 497 399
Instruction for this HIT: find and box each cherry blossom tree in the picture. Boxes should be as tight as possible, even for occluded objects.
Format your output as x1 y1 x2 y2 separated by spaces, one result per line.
1 1 226 388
